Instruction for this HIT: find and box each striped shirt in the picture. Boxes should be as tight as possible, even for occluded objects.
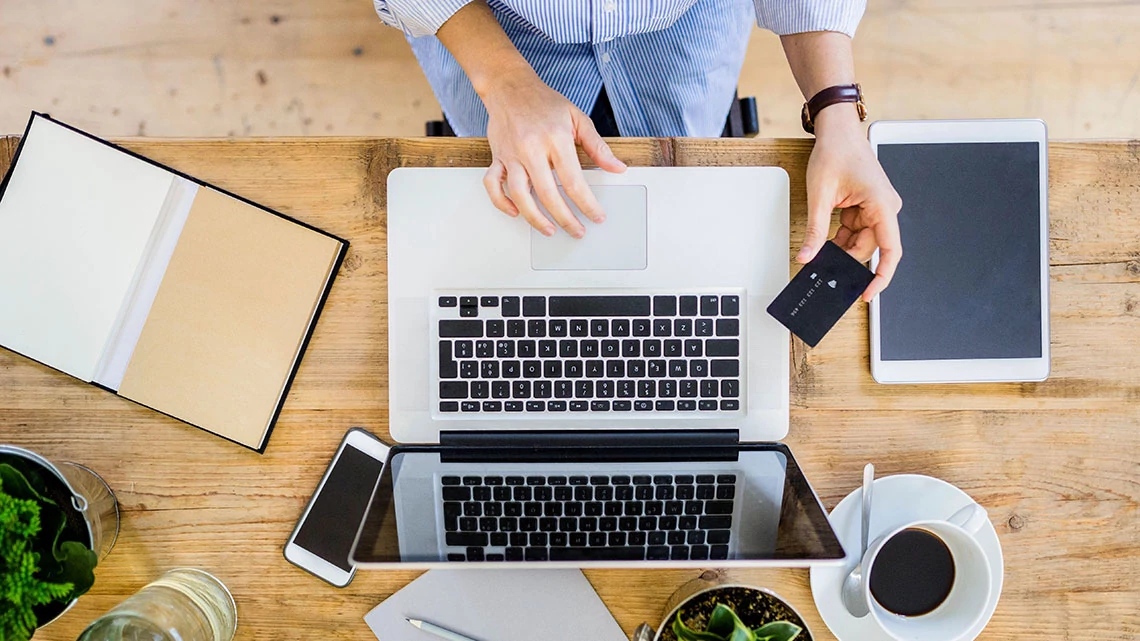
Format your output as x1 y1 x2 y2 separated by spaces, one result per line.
374 0 865 137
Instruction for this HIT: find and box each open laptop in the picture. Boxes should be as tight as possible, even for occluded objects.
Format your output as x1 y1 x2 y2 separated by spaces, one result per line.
352 167 844 568
385 167 789 442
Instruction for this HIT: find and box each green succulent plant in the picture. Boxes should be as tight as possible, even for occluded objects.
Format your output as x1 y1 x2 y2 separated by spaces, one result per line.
672 603 803 641
0 461 98 641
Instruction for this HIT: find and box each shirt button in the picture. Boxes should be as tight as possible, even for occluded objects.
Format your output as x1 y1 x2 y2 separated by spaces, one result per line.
604 1 616 11
600 52 611 64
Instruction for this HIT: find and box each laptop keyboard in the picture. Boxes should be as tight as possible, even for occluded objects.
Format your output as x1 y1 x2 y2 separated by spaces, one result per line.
436 293 743 415
439 473 737 562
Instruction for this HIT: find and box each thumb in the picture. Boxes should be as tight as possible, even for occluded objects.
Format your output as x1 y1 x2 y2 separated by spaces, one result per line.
574 110 627 174
798 183 837 264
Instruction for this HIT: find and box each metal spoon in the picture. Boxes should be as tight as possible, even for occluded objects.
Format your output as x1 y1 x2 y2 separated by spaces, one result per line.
841 463 875 618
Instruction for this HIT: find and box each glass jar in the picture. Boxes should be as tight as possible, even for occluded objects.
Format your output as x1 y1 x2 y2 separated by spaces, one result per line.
76 568 238 641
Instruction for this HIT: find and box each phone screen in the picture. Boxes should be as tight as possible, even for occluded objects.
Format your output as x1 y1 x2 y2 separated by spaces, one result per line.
294 444 386 571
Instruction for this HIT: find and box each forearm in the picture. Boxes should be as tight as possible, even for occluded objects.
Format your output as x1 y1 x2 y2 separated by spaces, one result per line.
436 1 536 99
780 31 861 131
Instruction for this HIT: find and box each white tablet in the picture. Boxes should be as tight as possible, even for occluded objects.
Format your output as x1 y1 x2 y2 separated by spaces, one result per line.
869 119 1050 384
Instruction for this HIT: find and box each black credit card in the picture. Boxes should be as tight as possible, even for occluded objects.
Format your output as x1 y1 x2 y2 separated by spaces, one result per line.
766 241 875 347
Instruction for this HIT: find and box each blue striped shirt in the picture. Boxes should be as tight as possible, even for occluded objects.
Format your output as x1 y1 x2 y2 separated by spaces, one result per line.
373 0 865 137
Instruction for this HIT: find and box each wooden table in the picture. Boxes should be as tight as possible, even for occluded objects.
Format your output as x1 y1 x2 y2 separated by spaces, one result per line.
1 136 1137 640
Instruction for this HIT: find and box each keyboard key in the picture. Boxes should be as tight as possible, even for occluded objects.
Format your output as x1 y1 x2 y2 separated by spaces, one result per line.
591 319 609 336
721 380 739 397
544 361 563 378
526 400 545 412
711 359 740 377
555 380 573 398
463 502 482 516
507 320 526 337
486 320 505 337
570 400 589 412
679 296 698 316
445 532 487 547
591 401 611 411
701 380 718 397
664 340 682 357
699 400 718 411
711 545 729 560
716 474 737 484
460 361 477 378
586 360 604 378
717 485 736 500
524 361 541 378
439 342 457 379
548 400 567 411
680 380 698 397
668 360 686 377
632 319 652 336
668 530 686 545
706 500 734 515
684 340 702 357
611 319 630 336
716 318 739 336
559 340 578 358
528 320 546 337
549 296 651 317
700 515 732 530
689 359 708 377
539 340 557 358
518 340 536 358
570 320 589 336
659 380 677 397
505 547 524 561
525 547 548 561
505 401 524 412
653 295 677 316
613 400 632 411
549 547 645 561
678 400 696 411
638 380 656 397
706 339 739 357
634 400 653 411
621 339 640 357
439 296 457 307
503 361 521 378
653 319 672 336
597 380 614 397
721 295 740 316
720 399 740 411
549 319 568 336
700 295 719 316
480 296 499 307
617 380 636 397
695 318 714 336
580 340 599 357
497 341 514 358
673 319 692 336
492 381 510 398
454 340 473 360
513 381 531 398
459 305 478 317
643 340 661 357
476 340 494 358
601 340 620 358
534 380 552 398
576 380 594 398
461 401 479 412
691 545 709 560
460 296 478 307
440 382 468 399
648 360 666 377
439 320 482 337
523 296 546 317
607 361 625 378
550 533 567 547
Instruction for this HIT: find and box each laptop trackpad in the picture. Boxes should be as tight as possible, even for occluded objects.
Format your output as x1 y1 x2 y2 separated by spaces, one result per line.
531 185 647 271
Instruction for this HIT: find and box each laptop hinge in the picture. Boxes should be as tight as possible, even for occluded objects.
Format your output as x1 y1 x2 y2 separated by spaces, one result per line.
438 429 740 463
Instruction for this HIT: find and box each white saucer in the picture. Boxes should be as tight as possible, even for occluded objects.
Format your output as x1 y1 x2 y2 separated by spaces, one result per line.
810 474 1003 641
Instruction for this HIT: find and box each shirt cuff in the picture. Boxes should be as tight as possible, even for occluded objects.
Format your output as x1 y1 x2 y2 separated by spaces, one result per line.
753 0 867 38
373 0 475 38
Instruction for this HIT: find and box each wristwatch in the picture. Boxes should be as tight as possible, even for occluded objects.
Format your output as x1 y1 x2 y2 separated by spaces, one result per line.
801 83 867 134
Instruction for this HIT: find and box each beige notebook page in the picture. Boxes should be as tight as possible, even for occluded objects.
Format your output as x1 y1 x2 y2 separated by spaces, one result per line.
117 187 340 448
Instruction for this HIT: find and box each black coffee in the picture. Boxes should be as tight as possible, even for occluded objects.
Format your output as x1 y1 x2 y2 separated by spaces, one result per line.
869 528 956 616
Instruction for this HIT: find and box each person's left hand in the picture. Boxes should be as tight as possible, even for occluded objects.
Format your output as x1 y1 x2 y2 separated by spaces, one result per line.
798 105 903 302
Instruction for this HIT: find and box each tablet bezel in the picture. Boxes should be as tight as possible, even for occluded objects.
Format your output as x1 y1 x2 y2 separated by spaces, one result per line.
868 119 1050 384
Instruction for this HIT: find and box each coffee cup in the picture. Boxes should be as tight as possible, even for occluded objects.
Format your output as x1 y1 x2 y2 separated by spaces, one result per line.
859 503 992 641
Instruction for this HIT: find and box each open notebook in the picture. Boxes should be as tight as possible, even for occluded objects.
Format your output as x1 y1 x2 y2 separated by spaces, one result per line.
0 113 347 451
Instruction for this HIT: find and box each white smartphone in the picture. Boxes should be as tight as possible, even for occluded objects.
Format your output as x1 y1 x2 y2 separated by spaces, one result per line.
283 427 390 587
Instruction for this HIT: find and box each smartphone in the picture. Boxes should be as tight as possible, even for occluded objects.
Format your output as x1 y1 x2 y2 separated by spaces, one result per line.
284 427 390 587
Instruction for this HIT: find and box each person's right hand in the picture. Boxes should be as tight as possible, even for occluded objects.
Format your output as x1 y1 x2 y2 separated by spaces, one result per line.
480 69 627 238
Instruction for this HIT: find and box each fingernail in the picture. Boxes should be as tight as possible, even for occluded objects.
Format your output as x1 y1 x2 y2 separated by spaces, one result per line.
543 227 555 237
572 228 585 239
593 214 606 224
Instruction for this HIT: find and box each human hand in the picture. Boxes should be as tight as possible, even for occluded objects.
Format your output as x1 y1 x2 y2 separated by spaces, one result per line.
799 106 903 301
480 69 627 238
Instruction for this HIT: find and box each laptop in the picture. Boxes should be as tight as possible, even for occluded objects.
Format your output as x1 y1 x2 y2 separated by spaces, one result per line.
352 167 844 568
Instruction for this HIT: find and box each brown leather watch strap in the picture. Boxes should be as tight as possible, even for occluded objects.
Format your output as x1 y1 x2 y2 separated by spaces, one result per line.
801 83 866 134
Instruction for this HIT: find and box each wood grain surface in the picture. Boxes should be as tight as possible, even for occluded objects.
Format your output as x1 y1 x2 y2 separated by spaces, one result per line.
0 136 1136 641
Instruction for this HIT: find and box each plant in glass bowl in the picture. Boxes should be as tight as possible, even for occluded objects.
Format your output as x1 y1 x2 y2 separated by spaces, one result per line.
0 456 101 641
673 603 802 641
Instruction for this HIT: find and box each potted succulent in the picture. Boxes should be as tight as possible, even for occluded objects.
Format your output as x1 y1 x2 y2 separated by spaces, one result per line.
0 445 118 640
635 576 811 641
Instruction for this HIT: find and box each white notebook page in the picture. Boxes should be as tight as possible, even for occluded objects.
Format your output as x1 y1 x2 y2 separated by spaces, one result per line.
0 116 174 381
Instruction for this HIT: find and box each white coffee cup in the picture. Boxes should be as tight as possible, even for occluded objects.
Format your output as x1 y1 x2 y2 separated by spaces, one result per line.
860 503 992 641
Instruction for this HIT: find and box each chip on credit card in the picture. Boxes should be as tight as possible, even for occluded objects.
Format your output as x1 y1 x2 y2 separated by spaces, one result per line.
766 241 875 347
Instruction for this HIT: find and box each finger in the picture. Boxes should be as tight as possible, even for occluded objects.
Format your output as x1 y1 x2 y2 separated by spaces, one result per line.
798 182 837 264
552 142 605 224
834 225 855 249
526 155 585 238
483 160 518 217
862 218 904 301
574 109 627 174
505 162 555 237
843 227 877 263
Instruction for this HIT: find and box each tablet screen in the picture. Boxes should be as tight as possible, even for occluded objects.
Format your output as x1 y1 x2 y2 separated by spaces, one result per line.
876 142 1042 361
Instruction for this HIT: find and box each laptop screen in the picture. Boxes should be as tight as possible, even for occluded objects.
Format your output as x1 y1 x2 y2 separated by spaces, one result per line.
350 440 844 568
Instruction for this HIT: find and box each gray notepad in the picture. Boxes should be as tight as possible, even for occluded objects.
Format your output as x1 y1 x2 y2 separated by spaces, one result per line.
363 569 626 641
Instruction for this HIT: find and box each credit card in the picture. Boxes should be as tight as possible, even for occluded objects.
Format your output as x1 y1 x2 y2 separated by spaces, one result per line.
766 241 875 347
